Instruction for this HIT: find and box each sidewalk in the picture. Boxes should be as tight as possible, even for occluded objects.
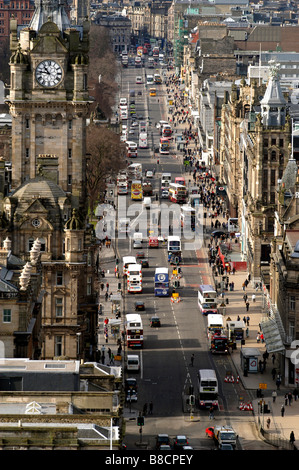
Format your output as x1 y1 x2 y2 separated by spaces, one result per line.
162 72 299 449
96 241 124 369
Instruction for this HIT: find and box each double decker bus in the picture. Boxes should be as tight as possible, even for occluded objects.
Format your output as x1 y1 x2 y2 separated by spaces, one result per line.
168 183 187 204
154 73 162 84
180 205 196 231
117 179 128 195
127 264 143 293
122 256 137 276
161 124 172 139
126 313 143 348
154 267 170 297
159 137 170 154
137 46 143 57
146 74 154 85
127 163 142 182
131 180 143 200
126 141 138 158
152 46 159 57
135 56 142 67
197 369 219 410
198 284 218 315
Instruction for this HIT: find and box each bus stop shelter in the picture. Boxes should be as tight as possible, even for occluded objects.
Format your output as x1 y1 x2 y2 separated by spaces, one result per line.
240 347 261 375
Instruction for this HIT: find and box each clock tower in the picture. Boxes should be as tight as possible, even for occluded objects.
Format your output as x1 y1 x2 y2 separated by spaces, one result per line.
1 2 99 361
8 1 90 209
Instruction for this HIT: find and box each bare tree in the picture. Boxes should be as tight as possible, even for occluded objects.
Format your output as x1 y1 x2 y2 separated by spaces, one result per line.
86 124 126 213
88 25 119 118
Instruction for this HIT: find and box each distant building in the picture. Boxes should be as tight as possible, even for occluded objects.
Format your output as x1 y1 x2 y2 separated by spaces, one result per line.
0 0 35 39
95 13 131 53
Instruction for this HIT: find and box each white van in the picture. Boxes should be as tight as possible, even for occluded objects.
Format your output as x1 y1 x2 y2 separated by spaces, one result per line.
143 197 151 209
126 354 140 372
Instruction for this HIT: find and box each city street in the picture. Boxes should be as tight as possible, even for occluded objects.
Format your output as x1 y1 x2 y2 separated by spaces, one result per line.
96 57 276 450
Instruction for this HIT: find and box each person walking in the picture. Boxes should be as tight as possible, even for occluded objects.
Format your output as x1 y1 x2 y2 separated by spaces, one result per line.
272 390 277 403
190 354 194 366
266 418 271 429
149 401 153 415
143 403 148 416
290 431 295 445
246 301 250 312
209 406 215 420
281 404 285 417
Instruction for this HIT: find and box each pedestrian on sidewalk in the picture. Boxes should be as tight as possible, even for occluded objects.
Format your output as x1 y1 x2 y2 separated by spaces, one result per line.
106 282 109 292
105 292 108 301
281 404 285 417
149 401 153 415
288 391 293 405
246 315 250 326
110 353 114 365
252 294 256 303
293 388 299 401
284 394 288 406
209 406 215 420
272 390 277 403
276 375 281 390
246 301 250 312
271 353 276 364
290 431 295 444
272 367 276 380
143 403 148 416
266 418 271 429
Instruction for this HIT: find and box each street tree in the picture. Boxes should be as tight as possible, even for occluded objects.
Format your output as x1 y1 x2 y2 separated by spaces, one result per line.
86 124 126 213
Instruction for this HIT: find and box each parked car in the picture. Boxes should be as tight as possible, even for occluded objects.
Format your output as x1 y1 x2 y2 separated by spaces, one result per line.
135 301 145 311
155 434 170 450
150 316 161 327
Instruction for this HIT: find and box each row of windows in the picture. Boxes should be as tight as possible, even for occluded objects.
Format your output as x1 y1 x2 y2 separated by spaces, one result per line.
25 119 73 129
25 148 73 159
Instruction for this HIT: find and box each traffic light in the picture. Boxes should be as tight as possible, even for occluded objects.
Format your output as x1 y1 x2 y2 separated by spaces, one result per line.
189 395 195 405
137 416 144 426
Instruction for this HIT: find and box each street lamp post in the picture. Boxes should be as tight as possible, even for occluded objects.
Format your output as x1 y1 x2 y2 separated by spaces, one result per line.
76 332 81 359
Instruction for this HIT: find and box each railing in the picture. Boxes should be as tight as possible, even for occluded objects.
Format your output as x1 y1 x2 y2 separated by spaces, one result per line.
257 416 296 450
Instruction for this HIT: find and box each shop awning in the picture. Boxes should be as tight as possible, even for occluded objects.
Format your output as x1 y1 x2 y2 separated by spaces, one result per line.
260 317 285 353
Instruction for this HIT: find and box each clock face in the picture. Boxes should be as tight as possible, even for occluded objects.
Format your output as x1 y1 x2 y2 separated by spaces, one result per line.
35 60 63 87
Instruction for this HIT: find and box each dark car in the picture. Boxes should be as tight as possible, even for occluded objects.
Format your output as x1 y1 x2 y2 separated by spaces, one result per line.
150 316 161 327
135 301 145 311
173 435 189 449
211 230 226 238
219 444 234 450
155 434 170 450
136 251 145 259
140 258 149 268
125 377 138 392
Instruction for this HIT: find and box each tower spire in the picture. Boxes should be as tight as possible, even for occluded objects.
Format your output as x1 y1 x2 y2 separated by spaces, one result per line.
29 0 71 32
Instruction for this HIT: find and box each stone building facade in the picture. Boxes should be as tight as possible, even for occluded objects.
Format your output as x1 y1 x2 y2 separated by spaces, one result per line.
220 65 292 282
0 0 98 361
